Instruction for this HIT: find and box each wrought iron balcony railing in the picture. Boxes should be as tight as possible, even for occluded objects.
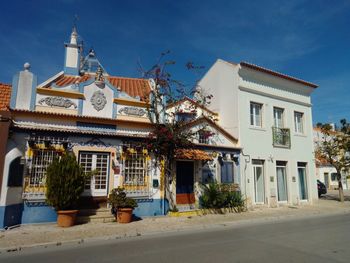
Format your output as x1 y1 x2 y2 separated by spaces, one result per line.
272 127 291 148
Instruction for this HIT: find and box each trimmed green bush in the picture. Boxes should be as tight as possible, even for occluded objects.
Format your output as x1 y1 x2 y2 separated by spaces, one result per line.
46 152 88 211
200 182 245 212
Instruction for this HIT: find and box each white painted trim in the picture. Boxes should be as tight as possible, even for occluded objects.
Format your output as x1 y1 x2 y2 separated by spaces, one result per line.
0 143 23 206
37 71 64 88
239 86 312 107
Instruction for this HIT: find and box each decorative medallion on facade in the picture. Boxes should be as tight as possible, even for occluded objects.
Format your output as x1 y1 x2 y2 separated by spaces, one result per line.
90 90 107 111
38 97 77 109
118 107 146 117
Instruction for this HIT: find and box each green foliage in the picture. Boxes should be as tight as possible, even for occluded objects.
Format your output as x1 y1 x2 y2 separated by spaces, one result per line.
200 183 225 209
46 152 89 211
108 187 138 213
200 182 245 212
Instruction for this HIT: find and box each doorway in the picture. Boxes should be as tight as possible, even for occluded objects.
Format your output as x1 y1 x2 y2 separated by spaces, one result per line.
79 152 110 196
276 161 288 202
176 161 195 205
252 160 265 204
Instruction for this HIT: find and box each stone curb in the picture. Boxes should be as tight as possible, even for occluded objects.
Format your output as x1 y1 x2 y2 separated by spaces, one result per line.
1 207 350 255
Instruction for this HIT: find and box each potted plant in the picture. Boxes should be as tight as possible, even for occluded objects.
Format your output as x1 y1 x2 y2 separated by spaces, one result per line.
46 152 90 227
108 187 138 223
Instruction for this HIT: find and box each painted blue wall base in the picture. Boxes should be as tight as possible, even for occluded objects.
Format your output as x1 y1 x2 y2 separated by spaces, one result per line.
0 203 23 228
133 198 168 217
21 203 57 224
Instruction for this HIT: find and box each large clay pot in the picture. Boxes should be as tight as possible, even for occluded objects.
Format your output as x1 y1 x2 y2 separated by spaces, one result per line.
116 208 133 223
57 210 78 227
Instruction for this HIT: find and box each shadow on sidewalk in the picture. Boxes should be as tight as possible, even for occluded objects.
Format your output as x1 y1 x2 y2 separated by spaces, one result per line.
320 193 350 202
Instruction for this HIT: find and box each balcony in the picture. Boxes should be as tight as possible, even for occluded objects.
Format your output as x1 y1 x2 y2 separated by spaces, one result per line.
272 127 291 148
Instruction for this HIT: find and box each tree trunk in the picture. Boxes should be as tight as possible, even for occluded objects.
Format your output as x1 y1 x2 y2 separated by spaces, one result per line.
338 179 344 203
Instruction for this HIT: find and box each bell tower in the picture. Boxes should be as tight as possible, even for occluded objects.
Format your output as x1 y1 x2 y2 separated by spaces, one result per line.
64 27 81 75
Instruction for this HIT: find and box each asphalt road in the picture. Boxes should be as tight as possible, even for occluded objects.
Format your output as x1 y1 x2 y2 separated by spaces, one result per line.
2 213 350 263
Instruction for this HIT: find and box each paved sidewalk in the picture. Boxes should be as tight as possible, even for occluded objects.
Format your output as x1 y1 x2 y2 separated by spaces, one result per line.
1 199 349 253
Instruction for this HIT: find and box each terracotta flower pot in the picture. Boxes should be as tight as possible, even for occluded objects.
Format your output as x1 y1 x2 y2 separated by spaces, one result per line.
57 210 78 227
116 208 133 223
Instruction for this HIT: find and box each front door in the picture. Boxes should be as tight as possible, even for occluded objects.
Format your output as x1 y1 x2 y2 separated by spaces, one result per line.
176 161 195 205
276 162 288 202
79 152 110 196
253 160 265 204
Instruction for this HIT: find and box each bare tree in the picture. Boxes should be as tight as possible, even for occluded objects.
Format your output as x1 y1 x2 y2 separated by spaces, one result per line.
139 52 214 209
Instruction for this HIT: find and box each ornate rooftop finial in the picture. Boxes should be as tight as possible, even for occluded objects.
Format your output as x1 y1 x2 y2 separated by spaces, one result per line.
88 49 95 57
24 62 31 71
95 66 105 88
70 26 78 45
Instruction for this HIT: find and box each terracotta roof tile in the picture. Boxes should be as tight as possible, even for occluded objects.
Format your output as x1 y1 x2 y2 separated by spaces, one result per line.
0 83 11 111
175 149 212 161
54 74 90 86
108 76 151 101
49 74 151 101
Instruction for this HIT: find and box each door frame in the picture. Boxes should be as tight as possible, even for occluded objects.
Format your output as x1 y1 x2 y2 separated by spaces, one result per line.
175 160 195 205
79 151 110 197
297 163 308 201
252 160 265 204
276 163 288 203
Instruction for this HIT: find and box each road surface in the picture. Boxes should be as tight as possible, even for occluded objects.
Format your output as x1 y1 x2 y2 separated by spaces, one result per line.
2 213 350 262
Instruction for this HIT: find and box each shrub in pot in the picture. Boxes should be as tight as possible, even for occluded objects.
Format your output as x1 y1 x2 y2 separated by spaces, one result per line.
108 187 138 223
46 152 90 227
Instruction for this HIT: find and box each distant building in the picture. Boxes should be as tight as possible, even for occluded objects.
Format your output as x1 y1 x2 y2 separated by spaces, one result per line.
313 127 349 190
199 59 319 207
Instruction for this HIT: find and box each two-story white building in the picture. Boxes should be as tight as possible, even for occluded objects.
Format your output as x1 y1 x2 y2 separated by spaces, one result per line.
199 59 319 207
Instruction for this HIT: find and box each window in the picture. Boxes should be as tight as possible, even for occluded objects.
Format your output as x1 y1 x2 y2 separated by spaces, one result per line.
273 107 284 128
294 112 304 133
250 102 262 127
124 152 147 186
28 149 60 188
221 161 234 183
331 173 338 181
176 112 195 122
197 130 212 144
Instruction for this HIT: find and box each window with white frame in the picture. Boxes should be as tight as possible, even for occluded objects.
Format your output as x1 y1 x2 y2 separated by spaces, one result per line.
250 102 263 127
123 152 147 186
294 112 304 134
273 107 284 128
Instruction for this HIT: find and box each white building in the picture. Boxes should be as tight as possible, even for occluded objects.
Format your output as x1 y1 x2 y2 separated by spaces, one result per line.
199 59 319 207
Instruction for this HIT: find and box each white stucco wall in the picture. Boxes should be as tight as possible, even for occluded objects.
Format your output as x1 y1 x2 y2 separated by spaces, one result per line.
198 60 240 140
200 59 318 206
65 46 78 68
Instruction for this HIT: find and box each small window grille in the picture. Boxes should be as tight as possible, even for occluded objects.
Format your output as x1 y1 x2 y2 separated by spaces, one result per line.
29 149 61 188
198 130 210 144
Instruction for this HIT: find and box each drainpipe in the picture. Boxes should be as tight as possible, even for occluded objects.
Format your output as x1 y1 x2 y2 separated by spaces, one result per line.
241 149 250 205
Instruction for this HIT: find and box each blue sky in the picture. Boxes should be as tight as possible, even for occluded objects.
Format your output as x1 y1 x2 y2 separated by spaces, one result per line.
0 0 349 124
